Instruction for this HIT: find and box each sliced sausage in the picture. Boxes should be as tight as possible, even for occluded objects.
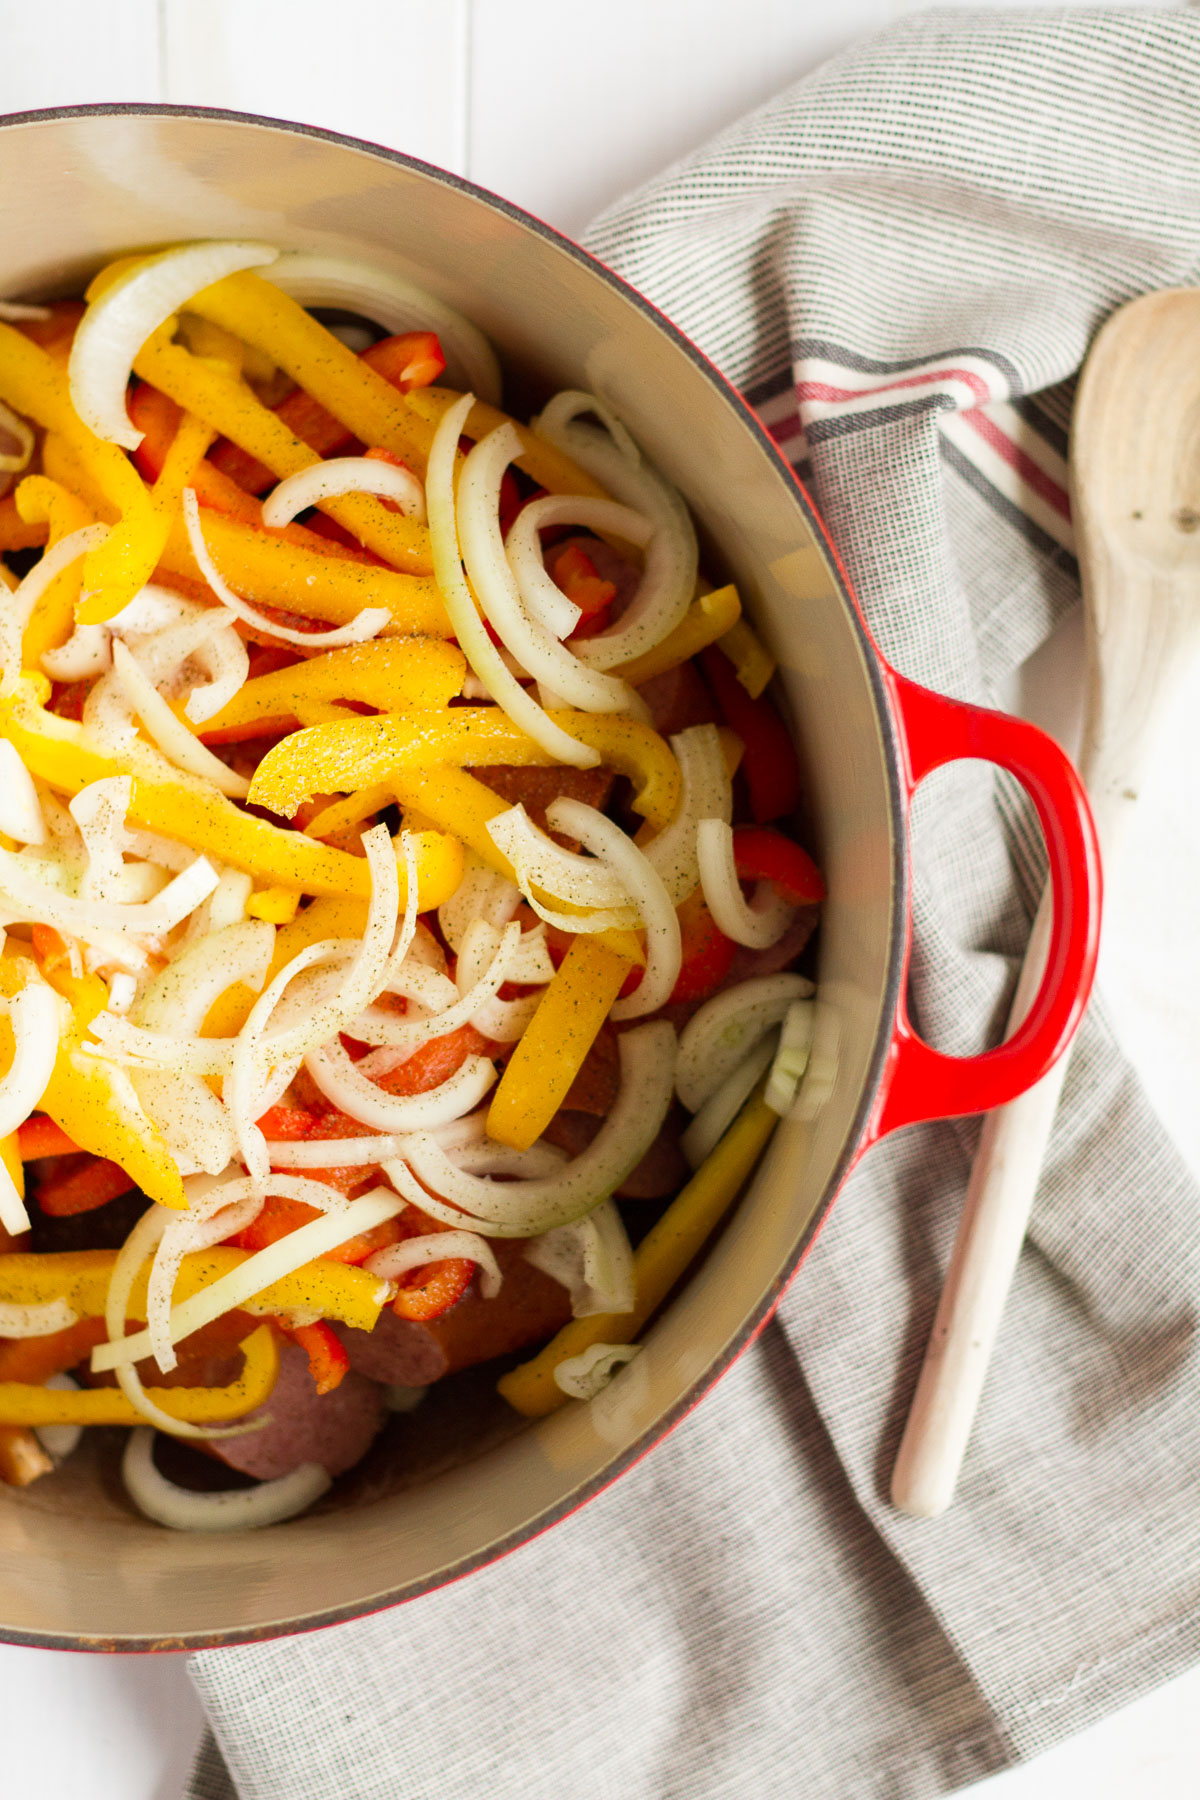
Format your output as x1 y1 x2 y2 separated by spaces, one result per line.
636 661 720 738
208 1342 386 1481
473 764 615 839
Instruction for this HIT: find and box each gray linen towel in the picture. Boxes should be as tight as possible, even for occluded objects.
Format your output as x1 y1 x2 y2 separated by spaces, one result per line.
186 12 1200 1797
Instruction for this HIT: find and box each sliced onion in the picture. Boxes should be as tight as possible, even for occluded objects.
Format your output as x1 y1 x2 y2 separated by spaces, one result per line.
98 1200 255 1437
458 426 635 714
263 456 426 528
453 918 551 1041
33 1373 84 1461
0 985 64 1183
680 1031 778 1170
427 392 599 769
262 251 502 402
147 1171 348 1374
305 1041 496 1133
350 921 520 1057
184 866 252 939
486 805 633 915
388 1020 676 1238
229 825 402 1182
70 240 277 449
40 623 110 682
111 639 250 798
182 623 249 724
382 961 459 1016
448 1139 566 1178
70 776 130 902
107 972 138 1015
93 1187 400 1374
183 489 390 647
1 523 109 696
0 398 33 474
363 1230 501 1298
438 853 520 953
765 1000 815 1117
697 817 796 950
0 842 218 939
554 1342 641 1401
643 726 731 907
676 974 814 1114
531 392 697 670
264 1133 406 1168
126 920 275 1176
525 1199 635 1317
505 493 651 637
0 740 44 845
547 798 680 1021
122 1427 330 1531
0 1298 78 1337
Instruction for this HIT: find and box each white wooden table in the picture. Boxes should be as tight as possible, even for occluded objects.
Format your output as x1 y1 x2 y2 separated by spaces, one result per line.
2 3 1199 1794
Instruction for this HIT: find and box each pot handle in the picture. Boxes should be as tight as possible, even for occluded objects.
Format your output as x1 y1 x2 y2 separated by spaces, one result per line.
867 669 1102 1143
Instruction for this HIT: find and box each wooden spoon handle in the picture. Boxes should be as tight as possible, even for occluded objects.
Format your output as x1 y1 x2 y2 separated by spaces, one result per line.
891 891 1062 1518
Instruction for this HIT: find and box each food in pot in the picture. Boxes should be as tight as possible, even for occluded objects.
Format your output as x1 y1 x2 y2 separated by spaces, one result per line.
0 242 822 1529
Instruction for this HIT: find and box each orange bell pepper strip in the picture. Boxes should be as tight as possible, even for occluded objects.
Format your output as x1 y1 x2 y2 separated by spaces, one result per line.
486 935 630 1152
0 1428 52 1485
133 324 434 575
211 330 447 494
0 1323 280 1427
0 321 167 620
248 707 682 831
16 1116 78 1160
34 1155 137 1218
0 493 47 553
195 638 465 739
498 1087 777 1417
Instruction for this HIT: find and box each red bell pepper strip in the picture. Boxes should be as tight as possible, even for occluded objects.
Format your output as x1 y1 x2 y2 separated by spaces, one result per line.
17 1116 79 1160
732 825 825 905
391 1257 474 1322
35 1156 138 1217
551 542 616 640
373 1023 494 1098
668 890 736 1004
281 1318 350 1395
700 646 802 823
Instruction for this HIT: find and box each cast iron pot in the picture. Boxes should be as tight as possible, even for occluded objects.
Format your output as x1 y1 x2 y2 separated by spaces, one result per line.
0 106 1100 1650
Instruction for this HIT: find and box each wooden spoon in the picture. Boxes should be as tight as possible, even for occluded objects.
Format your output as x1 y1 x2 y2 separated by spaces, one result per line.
891 288 1200 1519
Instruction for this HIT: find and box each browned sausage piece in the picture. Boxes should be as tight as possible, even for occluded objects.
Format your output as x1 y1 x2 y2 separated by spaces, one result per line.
334 1242 571 1387
208 1343 386 1481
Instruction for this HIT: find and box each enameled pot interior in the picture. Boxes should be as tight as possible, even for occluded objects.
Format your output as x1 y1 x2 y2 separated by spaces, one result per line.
0 108 902 1647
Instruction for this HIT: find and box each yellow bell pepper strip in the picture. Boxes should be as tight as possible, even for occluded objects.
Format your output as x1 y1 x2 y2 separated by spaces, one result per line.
0 1323 278 1427
617 584 742 686
498 1086 777 1416
486 936 629 1152
134 324 434 575
13 475 97 669
717 615 776 699
245 887 301 925
187 270 435 470
0 678 372 897
0 320 161 619
197 639 466 739
409 388 613 500
249 707 682 832
0 1244 389 1335
0 954 187 1210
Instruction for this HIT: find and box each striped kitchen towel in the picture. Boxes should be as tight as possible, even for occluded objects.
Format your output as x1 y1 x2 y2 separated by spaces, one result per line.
187 12 1200 1798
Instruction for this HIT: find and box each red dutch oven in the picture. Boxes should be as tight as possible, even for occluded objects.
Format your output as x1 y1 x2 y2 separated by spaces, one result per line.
0 106 1100 1650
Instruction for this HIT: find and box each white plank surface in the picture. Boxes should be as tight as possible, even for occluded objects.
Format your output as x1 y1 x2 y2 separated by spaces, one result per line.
1 1 1200 1796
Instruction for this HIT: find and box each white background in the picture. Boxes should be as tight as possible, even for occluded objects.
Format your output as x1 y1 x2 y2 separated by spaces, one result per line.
2 2 1200 1796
